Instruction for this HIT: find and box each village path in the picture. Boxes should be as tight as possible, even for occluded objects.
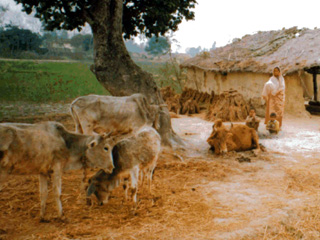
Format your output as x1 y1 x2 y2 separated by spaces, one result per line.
171 114 320 239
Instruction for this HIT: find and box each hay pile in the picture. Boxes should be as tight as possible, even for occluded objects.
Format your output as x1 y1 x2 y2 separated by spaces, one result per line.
206 89 250 122
161 87 214 115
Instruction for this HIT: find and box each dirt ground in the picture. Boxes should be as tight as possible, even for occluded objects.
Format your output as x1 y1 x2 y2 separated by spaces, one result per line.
1 111 320 240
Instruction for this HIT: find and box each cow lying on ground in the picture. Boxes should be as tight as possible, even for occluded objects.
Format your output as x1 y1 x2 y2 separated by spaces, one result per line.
70 94 163 135
207 119 260 154
0 121 131 221
87 127 161 206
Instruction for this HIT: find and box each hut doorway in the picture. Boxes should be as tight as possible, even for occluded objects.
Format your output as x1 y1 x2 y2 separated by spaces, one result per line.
305 66 320 114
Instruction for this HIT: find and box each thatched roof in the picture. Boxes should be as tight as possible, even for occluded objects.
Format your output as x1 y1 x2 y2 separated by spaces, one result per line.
180 27 320 74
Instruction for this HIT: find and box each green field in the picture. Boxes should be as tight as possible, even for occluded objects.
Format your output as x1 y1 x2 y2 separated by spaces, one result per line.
0 59 181 103
0 60 108 102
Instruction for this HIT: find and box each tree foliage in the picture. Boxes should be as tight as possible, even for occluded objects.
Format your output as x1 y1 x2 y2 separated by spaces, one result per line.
145 36 170 56
186 42 217 57
14 0 197 39
0 26 43 56
186 46 202 57
70 34 93 51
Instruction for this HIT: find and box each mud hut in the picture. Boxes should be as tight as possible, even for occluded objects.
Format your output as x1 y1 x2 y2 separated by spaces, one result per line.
180 27 320 117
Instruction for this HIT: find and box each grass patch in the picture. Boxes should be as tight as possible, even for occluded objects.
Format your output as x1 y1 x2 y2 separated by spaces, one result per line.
0 59 183 103
0 60 108 102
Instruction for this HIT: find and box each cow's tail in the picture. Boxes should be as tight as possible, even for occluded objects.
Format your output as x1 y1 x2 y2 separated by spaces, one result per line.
70 104 84 134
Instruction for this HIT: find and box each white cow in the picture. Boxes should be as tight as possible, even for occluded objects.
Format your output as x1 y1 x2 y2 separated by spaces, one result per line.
70 94 162 135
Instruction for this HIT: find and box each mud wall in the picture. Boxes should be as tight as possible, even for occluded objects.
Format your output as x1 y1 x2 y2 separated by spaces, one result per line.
185 68 309 117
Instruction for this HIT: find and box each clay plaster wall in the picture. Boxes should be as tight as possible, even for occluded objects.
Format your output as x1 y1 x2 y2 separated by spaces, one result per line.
185 68 309 117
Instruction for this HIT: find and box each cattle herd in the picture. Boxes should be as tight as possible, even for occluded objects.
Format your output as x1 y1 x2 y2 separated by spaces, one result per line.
0 93 260 222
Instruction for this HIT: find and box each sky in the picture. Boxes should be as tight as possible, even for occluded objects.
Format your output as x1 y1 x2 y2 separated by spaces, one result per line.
2 0 320 52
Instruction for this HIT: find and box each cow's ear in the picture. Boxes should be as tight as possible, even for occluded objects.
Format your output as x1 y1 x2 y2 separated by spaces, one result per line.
88 140 98 148
87 183 96 196
111 128 132 137
214 119 223 128
117 128 133 136
94 127 107 135
0 127 16 151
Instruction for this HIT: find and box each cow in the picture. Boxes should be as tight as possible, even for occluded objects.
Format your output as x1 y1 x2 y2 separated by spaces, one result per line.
87 127 161 206
70 94 163 135
207 119 260 154
0 121 131 221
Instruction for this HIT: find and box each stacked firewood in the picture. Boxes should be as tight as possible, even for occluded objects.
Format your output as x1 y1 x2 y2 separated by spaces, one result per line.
160 86 182 114
160 87 215 115
161 87 249 120
206 89 250 122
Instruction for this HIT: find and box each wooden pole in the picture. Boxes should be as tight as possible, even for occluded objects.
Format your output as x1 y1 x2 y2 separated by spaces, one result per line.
313 73 318 101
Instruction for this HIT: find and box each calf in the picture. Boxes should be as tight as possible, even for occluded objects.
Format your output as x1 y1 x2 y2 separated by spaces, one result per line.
87 127 161 206
207 119 260 154
0 121 130 221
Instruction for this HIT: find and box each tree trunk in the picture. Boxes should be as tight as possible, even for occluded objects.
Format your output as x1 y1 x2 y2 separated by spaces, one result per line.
87 0 183 147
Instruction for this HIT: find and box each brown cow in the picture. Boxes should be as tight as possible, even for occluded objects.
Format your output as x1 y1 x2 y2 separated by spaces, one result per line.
207 119 260 154
0 121 130 221
87 127 161 206
70 94 163 135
